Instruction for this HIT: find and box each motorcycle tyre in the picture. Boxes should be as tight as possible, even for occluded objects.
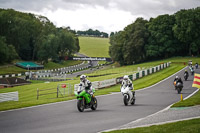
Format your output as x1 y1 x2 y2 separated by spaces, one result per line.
91 97 97 110
123 95 129 106
131 98 135 105
177 87 181 94
77 99 84 112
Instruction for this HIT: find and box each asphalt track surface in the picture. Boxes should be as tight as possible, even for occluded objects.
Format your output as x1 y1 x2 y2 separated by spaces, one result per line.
0 67 198 133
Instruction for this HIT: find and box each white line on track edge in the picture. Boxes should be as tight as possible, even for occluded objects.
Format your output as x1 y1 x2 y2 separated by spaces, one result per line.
100 66 200 133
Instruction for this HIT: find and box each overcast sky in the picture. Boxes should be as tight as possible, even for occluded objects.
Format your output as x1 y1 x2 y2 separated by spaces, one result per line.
0 0 200 33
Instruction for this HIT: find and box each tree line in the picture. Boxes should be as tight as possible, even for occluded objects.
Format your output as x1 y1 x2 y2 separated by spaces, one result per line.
77 29 108 38
0 9 80 64
109 7 200 65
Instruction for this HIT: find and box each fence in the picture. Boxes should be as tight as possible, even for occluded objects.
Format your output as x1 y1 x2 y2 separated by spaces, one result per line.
37 83 72 100
74 62 170 91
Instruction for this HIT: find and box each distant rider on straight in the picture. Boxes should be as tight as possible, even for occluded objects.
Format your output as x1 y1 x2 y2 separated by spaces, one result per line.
184 70 189 77
121 75 135 94
174 76 179 82
79 75 93 95
174 76 183 90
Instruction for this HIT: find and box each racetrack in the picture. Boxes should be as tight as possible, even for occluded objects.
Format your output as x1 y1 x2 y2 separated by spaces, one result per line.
0 67 198 133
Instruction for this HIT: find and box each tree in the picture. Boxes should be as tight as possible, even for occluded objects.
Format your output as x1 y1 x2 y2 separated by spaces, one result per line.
173 7 200 56
122 18 149 64
0 36 8 63
0 36 18 63
109 31 125 65
146 14 180 59
109 18 149 65
58 29 78 59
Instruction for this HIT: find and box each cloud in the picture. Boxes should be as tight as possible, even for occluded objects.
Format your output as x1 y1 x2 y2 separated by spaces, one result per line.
0 0 199 33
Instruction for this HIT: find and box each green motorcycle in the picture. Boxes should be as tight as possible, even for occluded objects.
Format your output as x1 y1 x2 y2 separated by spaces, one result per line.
74 85 97 112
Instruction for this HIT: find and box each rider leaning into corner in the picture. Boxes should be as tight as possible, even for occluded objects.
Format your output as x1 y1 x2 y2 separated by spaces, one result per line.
184 70 189 77
79 74 93 95
174 76 183 89
121 75 135 95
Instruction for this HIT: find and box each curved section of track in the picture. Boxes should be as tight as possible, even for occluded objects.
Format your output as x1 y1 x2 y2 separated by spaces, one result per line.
0 67 198 133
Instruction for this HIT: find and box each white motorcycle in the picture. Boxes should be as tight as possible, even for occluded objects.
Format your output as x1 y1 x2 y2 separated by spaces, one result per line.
120 85 135 106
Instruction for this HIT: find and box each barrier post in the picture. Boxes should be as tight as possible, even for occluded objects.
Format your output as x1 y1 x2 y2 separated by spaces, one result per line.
181 94 183 101
37 88 39 100
57 87 58 98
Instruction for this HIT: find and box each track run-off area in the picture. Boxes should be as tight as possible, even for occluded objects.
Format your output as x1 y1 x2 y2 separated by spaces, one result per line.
0 66 198 133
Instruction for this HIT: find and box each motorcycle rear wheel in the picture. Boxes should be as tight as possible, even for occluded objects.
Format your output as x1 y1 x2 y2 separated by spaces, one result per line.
131 98 135 105
177 87 181 94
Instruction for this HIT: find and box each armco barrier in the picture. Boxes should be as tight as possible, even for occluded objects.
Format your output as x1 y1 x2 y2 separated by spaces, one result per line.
0 91 18 102
74 78 116 91
74 62 170 91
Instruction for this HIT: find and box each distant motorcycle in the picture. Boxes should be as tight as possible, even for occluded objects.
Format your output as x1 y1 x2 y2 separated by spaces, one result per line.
74 85 97 112
184 73 188 81
191 69 194 75
174 82 183 94
121 85 135 106
190 67 194 75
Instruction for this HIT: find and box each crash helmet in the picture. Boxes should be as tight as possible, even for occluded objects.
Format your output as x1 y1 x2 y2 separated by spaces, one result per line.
185 70 187 72
80 75 87 82
123 75 129 80
176 76 178 79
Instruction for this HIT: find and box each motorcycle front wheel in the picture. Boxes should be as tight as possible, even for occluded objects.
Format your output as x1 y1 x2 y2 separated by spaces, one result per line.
77 99 84 112
91 97 97 110
123 94 129 106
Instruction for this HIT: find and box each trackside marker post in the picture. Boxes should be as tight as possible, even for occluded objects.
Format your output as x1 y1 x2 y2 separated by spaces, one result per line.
181 94 183 101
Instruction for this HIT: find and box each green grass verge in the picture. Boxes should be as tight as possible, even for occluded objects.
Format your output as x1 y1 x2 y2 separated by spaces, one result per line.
0 60 82 75
104 118 200 133
78 36 110 57
172 89 200 107
0 65 26 75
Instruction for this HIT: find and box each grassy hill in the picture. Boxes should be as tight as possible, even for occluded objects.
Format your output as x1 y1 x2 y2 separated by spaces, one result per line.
78 36 110 57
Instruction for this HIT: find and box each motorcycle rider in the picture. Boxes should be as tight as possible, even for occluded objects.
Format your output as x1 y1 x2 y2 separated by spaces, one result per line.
184 70 189 77
174 76 179 82
175 77 183 90
121 75 133 89
173 76 179 89
190 66 194 75
177 77 183 84
79 75 93 95
195 63 198 69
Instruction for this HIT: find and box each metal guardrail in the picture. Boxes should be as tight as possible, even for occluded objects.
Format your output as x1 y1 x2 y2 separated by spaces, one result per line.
0 91 18 102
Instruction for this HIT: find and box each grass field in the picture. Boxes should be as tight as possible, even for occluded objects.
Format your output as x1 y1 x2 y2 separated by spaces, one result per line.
78 36 110 57
0 60 82 75
105 118 200 133
1 57 198 111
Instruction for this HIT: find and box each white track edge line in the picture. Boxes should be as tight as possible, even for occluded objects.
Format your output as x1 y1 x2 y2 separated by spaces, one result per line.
117 116 200 131
101 83 199 133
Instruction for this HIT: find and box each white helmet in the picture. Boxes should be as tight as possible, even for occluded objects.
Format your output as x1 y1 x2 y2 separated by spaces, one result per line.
123 75 129 80
176 76 178 79
80 75 87 82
